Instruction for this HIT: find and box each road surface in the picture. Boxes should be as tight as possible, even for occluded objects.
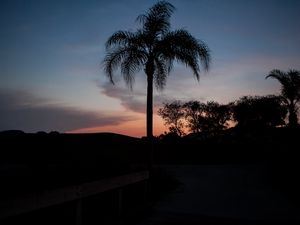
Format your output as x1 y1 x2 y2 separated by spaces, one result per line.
139 164 300 225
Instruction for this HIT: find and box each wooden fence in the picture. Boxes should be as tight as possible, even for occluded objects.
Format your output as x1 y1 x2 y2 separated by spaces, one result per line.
0 170 149 224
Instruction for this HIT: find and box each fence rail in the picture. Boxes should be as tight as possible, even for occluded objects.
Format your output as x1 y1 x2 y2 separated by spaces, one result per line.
0 170 149 222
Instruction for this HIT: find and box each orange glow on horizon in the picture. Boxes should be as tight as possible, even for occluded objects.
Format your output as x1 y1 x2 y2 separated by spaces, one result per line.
68 115 167 138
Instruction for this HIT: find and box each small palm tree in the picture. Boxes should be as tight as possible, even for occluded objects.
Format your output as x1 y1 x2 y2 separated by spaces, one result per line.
266 69 300 127
103 1 210 138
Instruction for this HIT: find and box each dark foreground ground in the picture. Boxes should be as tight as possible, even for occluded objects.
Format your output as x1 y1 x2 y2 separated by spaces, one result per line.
138 164 300 225
0 127 300 224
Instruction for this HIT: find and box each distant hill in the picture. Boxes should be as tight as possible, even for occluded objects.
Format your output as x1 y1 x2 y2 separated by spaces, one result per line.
1 127 300 195
0 131 148 194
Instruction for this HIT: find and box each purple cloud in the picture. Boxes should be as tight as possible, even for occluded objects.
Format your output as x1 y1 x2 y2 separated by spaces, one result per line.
0 90 133 132
99 81 172 114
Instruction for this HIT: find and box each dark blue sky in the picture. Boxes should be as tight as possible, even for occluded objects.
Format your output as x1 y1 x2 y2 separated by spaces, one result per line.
0 0 300 135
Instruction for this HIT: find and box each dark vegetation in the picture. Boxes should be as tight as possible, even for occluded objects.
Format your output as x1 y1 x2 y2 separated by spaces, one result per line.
1 127 299 197
0 68 299 223
154 126 300 209
103 0 210 138
0 131 179 225
1 128 300 225
0 131 149 194
1 0 300 222
154 68 300 208
266 69 300 128
158 95 288 137
156 95 300 208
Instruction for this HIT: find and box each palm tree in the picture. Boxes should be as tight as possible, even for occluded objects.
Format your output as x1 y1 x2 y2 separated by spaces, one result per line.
266 69 300 127
103 1 210 138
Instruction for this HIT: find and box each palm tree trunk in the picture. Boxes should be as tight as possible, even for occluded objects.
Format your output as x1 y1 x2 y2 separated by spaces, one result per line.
147 73 153 138
145 61 154 173
288 103 298 127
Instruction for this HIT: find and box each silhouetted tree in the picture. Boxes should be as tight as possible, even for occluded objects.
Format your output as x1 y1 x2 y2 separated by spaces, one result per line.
266 69 300 127
103 1 210 138
200 101 232 133
182 101 231 133
157 101 185 136
231 95 287 129
183 101 205 133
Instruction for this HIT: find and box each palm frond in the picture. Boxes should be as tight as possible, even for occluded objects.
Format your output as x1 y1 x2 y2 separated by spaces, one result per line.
266 69 300 102
103 46 146 87
103 48 127 84
165 57 173 74
105 31 135 49
120 49 146 89
103 1 211 92
106 30 147 50
157 29 210 80
196 39 210 71
154 58 168 90
136 1 175 37
177 54 201 80
149 1 175 18
266 69 287 83
103 29 148 87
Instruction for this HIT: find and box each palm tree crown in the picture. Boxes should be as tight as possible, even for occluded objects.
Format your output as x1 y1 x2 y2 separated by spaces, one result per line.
103 1 211 137
266 69 300 127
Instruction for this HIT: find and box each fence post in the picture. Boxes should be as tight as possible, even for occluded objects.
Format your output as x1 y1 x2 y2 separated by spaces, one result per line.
117 188 123 216
143 180 148 204
0 171 149 222
75 199 82 225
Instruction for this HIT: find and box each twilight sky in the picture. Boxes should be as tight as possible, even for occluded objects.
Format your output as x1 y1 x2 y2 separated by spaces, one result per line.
0 0 300 137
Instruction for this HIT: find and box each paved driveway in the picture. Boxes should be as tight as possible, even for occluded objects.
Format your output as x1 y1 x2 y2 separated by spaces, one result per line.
139 165 300 225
